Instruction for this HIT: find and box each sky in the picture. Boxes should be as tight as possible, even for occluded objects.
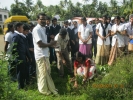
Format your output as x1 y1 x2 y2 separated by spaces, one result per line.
0 0 123 10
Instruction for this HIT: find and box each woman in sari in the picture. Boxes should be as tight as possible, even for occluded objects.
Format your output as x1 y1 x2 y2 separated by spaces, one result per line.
108 16 127 65
95 16 111 65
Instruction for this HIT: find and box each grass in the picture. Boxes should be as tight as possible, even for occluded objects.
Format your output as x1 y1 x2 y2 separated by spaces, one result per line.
0 54 133 100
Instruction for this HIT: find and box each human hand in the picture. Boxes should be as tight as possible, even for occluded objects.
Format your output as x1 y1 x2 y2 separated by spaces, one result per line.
62 59 66 64
50 40 56 46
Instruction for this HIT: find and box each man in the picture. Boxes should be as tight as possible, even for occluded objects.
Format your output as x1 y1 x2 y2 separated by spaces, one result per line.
54 28 73 77
49 17 61 64
12 22 31 89
26 23 36 77
71 21 79 61
92 18 99 58
32 13 58 95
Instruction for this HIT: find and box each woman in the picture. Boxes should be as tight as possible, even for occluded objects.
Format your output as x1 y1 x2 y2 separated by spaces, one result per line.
125 14 133 51
4 23 16 81
95 16 111 65
78 17 93 57
73 52 96 88
108 16 127 65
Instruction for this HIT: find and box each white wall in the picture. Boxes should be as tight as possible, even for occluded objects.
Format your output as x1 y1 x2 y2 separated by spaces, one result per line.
0 9 9 28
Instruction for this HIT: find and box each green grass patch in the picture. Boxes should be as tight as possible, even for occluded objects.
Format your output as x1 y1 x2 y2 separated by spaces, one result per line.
0 54 133 100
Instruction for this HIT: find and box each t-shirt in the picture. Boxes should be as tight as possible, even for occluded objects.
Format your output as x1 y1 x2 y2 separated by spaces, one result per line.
32 24 49 60
54 33 69 51
4 31 14 52
96 23 111 45
78 24 93 44
74 59 91 68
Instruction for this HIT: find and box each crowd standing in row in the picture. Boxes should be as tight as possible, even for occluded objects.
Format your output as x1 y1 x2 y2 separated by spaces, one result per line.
4 12 133 95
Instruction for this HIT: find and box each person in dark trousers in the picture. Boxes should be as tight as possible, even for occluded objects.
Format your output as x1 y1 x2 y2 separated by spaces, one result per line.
63 20 74 52
26 23 36 77
92 18 99 59
12 22 31 89
4 23 17 81
49 17 61 64
71 21 79 61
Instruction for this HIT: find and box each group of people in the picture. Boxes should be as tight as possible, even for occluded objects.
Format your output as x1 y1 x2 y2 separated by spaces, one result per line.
4 12 133 95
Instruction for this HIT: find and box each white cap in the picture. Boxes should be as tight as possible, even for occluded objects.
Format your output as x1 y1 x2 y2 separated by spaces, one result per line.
111 17 115 20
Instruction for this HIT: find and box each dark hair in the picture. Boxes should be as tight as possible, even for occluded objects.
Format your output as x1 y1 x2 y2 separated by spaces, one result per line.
75 52 86 61
29 23 35 28
115 16 120 20
59 28 67 35
37 13 46 19
64 20 68 24
14 22 23 30
73 21 77 24
23 24 30 31
81 17 86 21
102 15 107 19
46 16 51 20
7 23 14 33
107 17 111 20
121 16 125 19
52 17 57 22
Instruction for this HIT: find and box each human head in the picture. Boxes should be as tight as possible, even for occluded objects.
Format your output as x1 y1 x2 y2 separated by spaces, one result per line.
120 16 125 23
59 28 67 39
114 16 121 25
46 16 51 26
7 23 14 33
81 17 87 25
64 20 69 28
95 18 99 24
29 23 35 32
107 17 111 24
102 15 107 23
52 17 57 26
129 14 133 25
14 22 23 33
73 21 78 28
37 13 46 26
23 24 30 35
75 52 86 62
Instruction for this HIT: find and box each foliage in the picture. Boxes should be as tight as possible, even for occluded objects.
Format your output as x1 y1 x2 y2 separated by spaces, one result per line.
0 53 133 99
8 0 133 21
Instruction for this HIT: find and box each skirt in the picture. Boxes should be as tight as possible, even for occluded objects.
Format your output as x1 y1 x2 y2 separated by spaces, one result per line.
95 44 110 65
79 44 92 56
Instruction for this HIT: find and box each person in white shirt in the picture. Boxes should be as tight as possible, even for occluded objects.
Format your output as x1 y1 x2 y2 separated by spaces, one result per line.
54 28 73 77
108 16 127 65
4 23 16 81
95 16 111 65
78 17 93 57
125 14 133 51
32 13 58 95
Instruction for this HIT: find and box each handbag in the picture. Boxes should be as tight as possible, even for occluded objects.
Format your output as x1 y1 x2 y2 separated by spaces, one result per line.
128 39 133 51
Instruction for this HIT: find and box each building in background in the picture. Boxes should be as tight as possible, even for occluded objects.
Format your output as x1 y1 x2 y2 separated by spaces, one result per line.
0 8 9 28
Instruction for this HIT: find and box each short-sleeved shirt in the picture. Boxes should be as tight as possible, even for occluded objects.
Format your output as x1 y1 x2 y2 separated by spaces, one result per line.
54 33 69 51
111 23 127 47
96 23 111 45
74 59 91 68
32 24 49 60
78 24 93 44
125 22 133 35
4 31 14 51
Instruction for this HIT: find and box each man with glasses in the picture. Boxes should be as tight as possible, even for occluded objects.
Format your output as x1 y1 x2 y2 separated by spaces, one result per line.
32 13 58 95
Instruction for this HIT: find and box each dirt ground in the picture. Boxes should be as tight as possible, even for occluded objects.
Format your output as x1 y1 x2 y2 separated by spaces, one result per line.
0 35 4 53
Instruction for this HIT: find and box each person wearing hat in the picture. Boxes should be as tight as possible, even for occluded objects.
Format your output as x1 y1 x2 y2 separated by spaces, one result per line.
54 28 73 77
